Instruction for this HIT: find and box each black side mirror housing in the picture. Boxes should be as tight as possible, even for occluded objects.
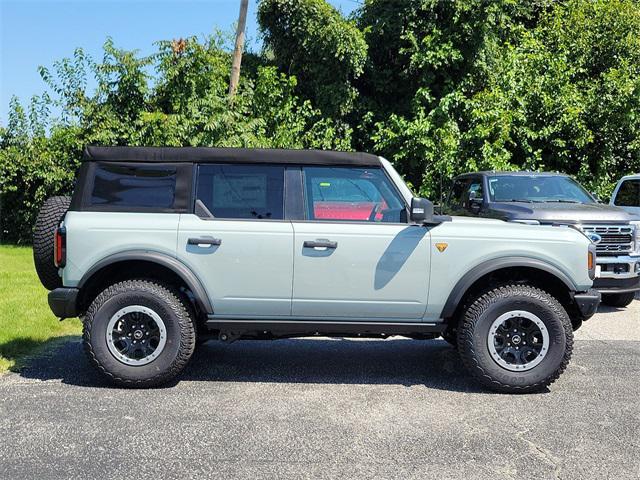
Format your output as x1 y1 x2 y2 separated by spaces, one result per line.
410 197 434 224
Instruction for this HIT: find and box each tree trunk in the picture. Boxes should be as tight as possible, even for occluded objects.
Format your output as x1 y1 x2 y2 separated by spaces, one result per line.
228 0 249 98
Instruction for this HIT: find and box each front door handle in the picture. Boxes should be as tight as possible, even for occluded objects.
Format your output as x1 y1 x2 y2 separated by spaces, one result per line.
188 236 222 247
303 239 338 249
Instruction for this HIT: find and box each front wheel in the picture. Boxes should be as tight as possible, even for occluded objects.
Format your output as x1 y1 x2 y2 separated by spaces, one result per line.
601 292 636 308
457 285 573 393
83 280 196 387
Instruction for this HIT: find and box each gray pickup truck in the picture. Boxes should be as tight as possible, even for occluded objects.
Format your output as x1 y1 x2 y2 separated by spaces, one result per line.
443 171 640 307
33 148 599 392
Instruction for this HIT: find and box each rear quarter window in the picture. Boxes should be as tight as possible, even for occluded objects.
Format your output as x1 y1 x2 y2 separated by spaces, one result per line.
82 162 192 212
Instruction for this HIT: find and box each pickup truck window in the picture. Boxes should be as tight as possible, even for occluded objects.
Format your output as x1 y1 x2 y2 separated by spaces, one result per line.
448 177 482 210
449 178 469 208
302 166 405 222
487 175 594 203
613 179 640 207
196 164 285 219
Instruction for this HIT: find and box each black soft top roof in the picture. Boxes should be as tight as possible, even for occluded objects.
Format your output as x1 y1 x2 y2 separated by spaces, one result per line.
83 146 381 167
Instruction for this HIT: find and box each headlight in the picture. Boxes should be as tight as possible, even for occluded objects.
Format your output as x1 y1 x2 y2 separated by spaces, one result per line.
632 221 640 255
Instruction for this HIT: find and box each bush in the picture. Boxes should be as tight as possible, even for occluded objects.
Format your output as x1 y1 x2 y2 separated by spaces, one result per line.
0 36 351 243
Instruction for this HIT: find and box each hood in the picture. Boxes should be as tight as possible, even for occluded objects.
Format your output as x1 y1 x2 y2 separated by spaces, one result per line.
489 201 640 224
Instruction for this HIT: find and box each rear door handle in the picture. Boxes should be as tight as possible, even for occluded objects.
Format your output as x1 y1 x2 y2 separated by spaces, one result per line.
188 236 222 246
303 240 338 249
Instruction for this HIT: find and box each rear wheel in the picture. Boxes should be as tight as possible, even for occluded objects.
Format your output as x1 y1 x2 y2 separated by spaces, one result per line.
601 292 636 308
457 285 573 393
83 280 196 387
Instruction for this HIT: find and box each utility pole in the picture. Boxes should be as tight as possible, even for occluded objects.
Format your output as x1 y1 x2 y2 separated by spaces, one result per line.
229 0 249 98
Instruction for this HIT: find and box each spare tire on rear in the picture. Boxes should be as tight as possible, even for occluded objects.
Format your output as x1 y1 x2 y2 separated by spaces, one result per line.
33 196 71 290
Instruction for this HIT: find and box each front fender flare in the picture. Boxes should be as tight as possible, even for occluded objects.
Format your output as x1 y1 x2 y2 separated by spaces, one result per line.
439 256 577 319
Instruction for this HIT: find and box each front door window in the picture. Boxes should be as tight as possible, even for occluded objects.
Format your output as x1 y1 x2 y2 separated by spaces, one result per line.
303 167 406 223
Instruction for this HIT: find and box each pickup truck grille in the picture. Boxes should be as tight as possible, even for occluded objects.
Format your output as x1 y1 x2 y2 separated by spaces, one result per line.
581 225 635 256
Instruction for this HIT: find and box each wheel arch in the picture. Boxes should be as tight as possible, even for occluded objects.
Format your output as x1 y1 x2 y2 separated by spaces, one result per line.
76 251 213 316
440 257 578 321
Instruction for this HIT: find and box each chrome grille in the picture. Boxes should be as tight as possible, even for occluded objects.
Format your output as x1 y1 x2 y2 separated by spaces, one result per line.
581 225 634 255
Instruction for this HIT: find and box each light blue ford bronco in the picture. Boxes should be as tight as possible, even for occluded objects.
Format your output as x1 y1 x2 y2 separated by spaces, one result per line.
33 147 600 392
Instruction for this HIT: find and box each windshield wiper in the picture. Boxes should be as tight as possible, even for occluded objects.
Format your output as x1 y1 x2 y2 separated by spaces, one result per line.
503 199 542 203
545 199 581 203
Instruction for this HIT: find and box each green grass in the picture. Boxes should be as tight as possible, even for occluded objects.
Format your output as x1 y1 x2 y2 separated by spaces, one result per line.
0 245 81 372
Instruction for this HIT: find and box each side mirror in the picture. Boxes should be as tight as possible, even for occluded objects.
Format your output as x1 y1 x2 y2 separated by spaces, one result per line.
410 197 434 224
591 192 602 203
468 191 483 213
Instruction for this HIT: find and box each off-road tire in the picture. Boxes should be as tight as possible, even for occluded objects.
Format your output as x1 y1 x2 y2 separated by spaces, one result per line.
83 280 196 388
33 196 71 290
601 292 636 308
457 285 573 393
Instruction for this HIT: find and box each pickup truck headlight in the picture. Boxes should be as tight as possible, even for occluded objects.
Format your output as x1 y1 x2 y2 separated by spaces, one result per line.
632 221 640 255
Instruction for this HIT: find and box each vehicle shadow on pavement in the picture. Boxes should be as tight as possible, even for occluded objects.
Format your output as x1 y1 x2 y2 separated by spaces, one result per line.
596 305 627 314
596 292 640 314
13 337 516 394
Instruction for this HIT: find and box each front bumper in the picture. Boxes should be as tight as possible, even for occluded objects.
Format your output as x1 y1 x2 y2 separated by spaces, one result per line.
573 289 601 320
48 288 79 319
596 255 640 279
593 275 640 294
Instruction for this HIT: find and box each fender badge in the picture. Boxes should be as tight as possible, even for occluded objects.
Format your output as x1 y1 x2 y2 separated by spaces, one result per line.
435 243 448 252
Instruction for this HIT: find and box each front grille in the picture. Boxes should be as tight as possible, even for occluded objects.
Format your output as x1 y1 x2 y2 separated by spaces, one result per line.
581 225 635 256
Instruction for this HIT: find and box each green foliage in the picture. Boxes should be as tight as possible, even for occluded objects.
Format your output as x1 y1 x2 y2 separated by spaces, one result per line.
354 0 555 196
258 0 367 118
350 0 640 199
0 245 81 372
0 34 351 243
3 0 640 242
465 0 640 199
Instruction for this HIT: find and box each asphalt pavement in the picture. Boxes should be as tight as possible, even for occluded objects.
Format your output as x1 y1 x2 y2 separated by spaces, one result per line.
1 297 638 479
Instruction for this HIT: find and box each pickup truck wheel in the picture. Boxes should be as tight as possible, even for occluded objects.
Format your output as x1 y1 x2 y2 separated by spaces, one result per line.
33 196 71 290
601 292 636 308
83 280 196 387
457 285 573 393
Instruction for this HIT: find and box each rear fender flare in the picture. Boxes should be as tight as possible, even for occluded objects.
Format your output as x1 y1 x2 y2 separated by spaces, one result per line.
77 250 213 314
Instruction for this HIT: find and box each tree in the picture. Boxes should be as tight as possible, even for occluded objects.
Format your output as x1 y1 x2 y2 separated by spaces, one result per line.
465 0 640 197
229 0 249 97
0 35 352 243
258 0 367 119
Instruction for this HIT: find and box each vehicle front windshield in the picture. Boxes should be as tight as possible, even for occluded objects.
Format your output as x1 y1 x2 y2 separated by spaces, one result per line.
487 175 595 204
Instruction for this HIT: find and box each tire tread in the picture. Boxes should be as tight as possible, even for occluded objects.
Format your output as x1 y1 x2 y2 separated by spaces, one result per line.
82 279 196 388
457 284 573 393
33 196 71 290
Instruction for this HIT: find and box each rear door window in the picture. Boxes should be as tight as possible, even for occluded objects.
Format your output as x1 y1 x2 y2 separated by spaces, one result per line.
196 164 285 220
614 179 640 207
